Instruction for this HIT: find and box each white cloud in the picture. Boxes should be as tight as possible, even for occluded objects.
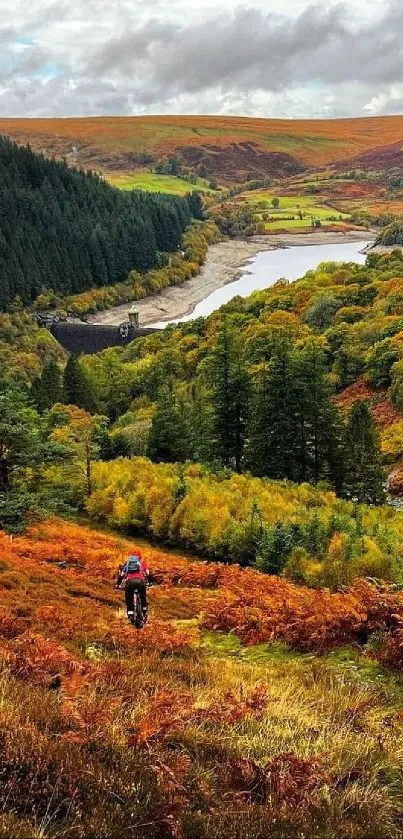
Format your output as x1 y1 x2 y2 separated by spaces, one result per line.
363 85 403 115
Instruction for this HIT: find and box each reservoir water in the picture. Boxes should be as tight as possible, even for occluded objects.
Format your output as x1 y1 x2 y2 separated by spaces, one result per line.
150 240 371 328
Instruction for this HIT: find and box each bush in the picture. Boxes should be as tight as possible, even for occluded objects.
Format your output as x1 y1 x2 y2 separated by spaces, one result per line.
365 339 402 389
304 295 341 329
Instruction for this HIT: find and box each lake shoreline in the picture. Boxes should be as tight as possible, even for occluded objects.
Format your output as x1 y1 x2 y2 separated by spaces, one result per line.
89 230 374 328
362 243 403 255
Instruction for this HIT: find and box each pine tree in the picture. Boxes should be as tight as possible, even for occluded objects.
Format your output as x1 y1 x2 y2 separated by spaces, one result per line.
147 384 189 464
246 364 274 477
246 346 302 481
188 192 205 220
342 400 385 504
209 321 250 471
295 342 344 486
63 355 98 414
186 381 215 463
31 361 62 413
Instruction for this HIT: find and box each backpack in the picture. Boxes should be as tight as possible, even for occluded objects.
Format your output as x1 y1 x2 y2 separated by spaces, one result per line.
126 555 141 574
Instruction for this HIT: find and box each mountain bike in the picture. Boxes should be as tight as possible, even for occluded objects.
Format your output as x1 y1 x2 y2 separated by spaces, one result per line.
115 578 150 630
129 589 145 630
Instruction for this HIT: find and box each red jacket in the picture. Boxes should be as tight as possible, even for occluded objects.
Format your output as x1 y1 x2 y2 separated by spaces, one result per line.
122 550 149 582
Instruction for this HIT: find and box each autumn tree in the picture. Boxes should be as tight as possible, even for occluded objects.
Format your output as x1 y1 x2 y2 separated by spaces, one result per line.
48 404 108 496
389 359 403 411
304 294 340 330
366 338 401 389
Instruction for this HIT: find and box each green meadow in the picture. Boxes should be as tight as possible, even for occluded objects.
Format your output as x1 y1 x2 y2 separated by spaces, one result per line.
240 191 351 230
106 171 215 195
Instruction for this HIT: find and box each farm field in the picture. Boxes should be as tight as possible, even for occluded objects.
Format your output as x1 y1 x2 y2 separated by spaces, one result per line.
106 171 215 195
238 191 352 231
1 518 403 839
258 172 403 230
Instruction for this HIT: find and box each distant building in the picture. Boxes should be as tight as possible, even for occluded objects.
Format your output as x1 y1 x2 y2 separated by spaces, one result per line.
128 305 140 328
36 313 158 355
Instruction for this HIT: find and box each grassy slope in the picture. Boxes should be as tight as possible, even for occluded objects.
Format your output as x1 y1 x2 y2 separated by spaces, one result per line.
1 518 403 839
2 115 403 170
105 171 214 195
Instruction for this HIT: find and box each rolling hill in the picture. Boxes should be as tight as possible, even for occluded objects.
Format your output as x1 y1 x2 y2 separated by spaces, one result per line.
2 115 403 184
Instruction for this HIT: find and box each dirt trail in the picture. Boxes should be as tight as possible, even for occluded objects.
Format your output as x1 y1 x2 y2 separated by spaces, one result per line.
89 230 374 328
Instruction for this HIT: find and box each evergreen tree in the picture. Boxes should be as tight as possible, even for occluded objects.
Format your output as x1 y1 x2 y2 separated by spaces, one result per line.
342 400 385 504
47 404 107 497
295 342 344 487
31 361 62 413
147 384 189 463
186 381 216 463
209 321 250 471
246 342 344 489
188 192 205 220
246 346 301 480
63 355 98 414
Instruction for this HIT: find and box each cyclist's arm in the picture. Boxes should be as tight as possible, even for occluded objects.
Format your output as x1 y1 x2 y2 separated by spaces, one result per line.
145 567 155 586
142 560 152 584
115 562 127 587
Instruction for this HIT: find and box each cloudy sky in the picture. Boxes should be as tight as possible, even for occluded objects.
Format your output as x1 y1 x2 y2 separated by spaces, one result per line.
2 0 403 118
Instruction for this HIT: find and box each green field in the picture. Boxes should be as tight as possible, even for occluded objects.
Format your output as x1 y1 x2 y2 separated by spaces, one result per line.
106 171 215 195
240 191 351 230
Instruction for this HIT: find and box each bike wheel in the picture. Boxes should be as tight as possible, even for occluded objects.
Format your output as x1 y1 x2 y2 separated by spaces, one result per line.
135 594 144 629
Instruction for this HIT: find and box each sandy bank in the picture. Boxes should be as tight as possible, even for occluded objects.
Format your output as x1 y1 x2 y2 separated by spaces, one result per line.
89 230 374 328
362 243 403 255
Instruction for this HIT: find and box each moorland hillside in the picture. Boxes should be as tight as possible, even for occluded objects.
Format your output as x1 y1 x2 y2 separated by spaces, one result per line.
3 114 403 183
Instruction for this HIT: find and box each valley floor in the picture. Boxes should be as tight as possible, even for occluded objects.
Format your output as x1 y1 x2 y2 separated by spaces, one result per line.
1 519 403 838
90 230 374 327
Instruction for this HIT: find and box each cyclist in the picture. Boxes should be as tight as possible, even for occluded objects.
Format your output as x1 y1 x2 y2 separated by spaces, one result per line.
115 549 150 624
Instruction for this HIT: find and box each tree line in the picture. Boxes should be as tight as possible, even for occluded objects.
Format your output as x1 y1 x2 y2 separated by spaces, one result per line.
0 136 204 310
29 324 384 508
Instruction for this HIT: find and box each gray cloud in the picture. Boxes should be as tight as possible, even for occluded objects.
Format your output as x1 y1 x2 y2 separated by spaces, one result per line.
1 0 403 117
85 3 403 96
